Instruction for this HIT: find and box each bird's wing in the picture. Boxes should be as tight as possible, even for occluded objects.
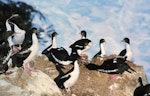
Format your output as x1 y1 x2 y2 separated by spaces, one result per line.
51 47 70 61
93 51 101 58
118 49 126 56
42 44 52 54
60 74 71 80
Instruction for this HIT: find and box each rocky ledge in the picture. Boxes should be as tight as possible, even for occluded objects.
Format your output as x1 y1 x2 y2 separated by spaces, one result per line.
0 54 148 96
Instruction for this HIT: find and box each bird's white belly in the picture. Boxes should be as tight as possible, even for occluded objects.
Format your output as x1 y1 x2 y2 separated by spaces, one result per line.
12 33 25 45
64 71 79 88
126 51 133 61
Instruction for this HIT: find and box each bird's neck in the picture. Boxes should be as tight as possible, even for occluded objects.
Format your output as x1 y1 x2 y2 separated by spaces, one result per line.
78 42 92 55
6 19 12 31
74 60 80 73
125 43 132 52
52 37 57 48
13 23 23 33
32 33 38 45
81 36 86 39
100 43 105 55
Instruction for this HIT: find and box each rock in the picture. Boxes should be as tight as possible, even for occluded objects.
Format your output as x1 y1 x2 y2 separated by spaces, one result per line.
0 68 62 96
0 54 148 96
21 70 62 96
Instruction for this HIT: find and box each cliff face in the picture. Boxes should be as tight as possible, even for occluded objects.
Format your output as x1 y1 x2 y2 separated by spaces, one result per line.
0 54 148 96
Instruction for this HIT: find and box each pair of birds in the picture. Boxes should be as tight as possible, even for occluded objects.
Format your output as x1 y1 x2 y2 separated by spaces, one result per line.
42 30 92 93
86 37 135 80
94 37 133 61
0 14 39 73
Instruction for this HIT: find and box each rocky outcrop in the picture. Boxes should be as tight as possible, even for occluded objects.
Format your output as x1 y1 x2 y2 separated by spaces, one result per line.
0 62 62 96
0 54 148 96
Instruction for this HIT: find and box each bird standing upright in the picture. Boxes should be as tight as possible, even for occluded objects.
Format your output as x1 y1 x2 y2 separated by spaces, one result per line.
80 30 86 39
13 28 39 72
93 38 106 60
42 32 72 66
54 60 80 94
119 38 133 61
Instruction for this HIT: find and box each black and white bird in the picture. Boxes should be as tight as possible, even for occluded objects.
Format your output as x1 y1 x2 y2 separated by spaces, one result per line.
42 32 72 66
134 77 150 96
54 60 80 93
2 14 26 67
6 14 26 53
85 57 135 79
69 38 92 62
118 38 133 61
93 38 106 59
80 30 86 39
42 32 58 53
11 28 38 72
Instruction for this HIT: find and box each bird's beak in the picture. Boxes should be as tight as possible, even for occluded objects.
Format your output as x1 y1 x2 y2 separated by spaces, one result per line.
9 14 19 19
121 39 124 42
12 14 19 17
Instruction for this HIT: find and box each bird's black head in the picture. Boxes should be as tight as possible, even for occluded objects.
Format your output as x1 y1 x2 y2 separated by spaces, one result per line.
100 39 105 44
81 30 86 38
31 27 37 33
52 32 58 39
122 37 130 44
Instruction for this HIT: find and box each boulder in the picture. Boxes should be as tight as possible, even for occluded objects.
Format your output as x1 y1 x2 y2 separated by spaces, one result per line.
0 66 62 96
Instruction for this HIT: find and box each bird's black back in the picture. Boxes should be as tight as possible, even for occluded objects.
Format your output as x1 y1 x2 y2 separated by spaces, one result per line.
93 51 101 58
54 60 76 89
11 51 31 67
118 49 126 56
50 47 70 61
70 39 91 49
86 58 135 74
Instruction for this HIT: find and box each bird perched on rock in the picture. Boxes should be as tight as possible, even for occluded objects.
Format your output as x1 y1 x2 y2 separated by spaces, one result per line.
42 32 72 66
80 30 86 39
11 28 38 72
93 38 106 60
69 38 92 62
134 77 150 96
54 60 80 94
118 38 133 61
85 57 135 79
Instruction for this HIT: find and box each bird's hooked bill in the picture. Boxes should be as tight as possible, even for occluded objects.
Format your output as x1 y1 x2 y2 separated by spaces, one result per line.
12 14 19 17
